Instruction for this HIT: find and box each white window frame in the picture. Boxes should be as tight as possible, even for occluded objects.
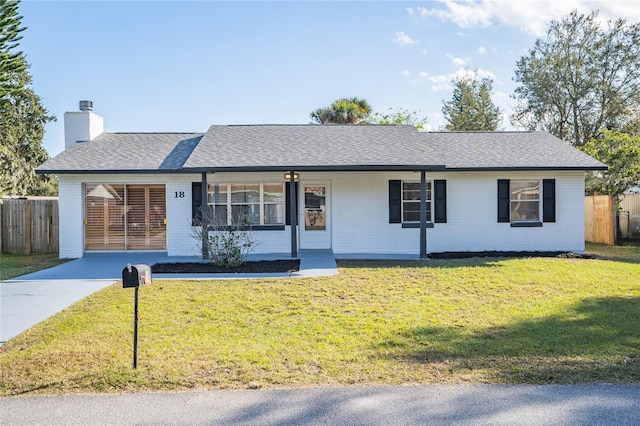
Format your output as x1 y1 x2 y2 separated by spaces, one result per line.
402 181 432 223
510 179 540 223
207 183 285 226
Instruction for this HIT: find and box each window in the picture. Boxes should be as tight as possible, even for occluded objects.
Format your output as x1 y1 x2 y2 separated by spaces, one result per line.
510 180 540 222
389 179 446 225
498 179 554 227
402 182 431 223
207 183 284 226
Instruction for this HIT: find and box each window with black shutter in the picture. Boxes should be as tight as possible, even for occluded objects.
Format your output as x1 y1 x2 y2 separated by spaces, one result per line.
389 180 402 223
543 179 556 222
434 180 447 223
285 181 299 225
192 182 202 224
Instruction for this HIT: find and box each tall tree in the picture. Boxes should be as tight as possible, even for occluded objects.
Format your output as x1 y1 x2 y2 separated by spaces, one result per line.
367 107 428 130
581 130 640 197
441 73 501 131
310 97 372 124
0 0 56 196
512 10 640 147
0 0 26 100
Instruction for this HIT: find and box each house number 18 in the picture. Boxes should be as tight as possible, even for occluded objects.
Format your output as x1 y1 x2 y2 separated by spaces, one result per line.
174 191 185 198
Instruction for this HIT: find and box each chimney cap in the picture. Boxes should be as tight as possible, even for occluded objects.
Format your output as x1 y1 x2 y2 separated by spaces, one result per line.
79 100 93 112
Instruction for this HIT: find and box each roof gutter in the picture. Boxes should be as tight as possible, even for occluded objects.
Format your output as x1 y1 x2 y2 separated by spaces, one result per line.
36 164 607 175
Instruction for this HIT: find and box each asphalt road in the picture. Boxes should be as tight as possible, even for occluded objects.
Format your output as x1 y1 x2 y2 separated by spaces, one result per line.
1 384 639 425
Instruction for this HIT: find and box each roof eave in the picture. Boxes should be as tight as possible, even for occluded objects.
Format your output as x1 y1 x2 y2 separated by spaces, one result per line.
442 166 608 172
35 169 186 175
182 165 448 173
36 164 607 174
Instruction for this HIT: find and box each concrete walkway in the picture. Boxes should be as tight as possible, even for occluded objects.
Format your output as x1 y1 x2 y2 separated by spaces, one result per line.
1 251 338 343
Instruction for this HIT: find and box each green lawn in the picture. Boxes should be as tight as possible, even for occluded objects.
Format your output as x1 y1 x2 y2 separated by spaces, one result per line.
586 240 640 263
0 243 639 395
0 253 70 281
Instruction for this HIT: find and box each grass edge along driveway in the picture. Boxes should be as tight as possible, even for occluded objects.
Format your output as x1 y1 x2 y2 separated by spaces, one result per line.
0 253 70 281
1 244 639 395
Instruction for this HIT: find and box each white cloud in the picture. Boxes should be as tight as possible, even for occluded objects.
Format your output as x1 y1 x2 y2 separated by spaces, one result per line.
446 54 467 67
415 0 640 37
402 59 499 91
393 31 419 47
416 2 493 29
477 46 486 54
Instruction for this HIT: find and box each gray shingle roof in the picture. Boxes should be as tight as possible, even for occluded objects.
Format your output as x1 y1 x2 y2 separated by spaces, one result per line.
37 133 203 173
422 131 606 170
37 125 606 174
183 125 444 171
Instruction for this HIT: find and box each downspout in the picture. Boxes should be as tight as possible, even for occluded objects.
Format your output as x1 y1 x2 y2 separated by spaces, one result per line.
420 170 428 259
289 170 298 258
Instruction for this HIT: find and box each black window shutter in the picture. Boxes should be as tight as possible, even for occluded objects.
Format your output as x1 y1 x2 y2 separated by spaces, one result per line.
285 181 299 225
497 179 510 223
543 179 556 222
389 180 402 223
434 180 447 223
192 182 202 224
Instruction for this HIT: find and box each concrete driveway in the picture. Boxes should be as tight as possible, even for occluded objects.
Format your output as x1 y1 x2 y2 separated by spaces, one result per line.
1 251 338 344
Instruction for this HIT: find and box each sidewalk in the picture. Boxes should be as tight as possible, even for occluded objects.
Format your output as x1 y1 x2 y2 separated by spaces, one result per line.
1 251 338 343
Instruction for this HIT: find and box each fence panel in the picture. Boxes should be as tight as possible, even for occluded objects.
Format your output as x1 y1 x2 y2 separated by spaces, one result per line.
619 193 640 238
0 197 59 254
585 195 615 245
30 199 59 253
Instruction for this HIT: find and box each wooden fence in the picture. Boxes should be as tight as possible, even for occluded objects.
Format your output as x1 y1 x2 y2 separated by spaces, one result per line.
0 197 59 254
584 195 615 245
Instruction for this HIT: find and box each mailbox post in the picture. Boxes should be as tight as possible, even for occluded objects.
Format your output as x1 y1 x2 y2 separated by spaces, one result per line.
122 264 152 369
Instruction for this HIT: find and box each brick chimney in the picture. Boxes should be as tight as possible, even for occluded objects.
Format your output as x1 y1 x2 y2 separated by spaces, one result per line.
64 100 104 149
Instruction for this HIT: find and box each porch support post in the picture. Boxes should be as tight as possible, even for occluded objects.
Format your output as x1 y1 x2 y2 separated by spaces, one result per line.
289 170 298 258
201 172 208 258
420 170 428 259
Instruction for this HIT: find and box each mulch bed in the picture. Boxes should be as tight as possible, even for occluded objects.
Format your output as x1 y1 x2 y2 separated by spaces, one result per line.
151 259 300 274
429 251 594 259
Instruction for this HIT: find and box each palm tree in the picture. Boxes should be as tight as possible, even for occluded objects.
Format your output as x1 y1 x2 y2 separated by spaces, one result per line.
310 97 372 124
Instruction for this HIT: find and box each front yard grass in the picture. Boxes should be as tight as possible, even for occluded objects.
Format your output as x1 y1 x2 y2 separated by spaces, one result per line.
586 240 640 263
0 253 70 281
1 245 639 395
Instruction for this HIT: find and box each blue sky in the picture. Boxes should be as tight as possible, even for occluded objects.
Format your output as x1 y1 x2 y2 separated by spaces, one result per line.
18 0 640 156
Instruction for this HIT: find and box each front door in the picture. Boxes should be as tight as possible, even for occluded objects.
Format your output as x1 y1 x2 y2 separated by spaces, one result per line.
299 183 331 250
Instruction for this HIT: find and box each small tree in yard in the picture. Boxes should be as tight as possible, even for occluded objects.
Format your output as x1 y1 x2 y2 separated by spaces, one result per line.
191 210 258 268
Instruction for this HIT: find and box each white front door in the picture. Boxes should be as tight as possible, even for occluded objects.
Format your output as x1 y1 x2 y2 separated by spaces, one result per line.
299 182 331 250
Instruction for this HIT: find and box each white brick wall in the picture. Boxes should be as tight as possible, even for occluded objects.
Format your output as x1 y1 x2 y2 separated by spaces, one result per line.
301 170 586 255
58 179 84 258
58 170 587 258
424 171 586 254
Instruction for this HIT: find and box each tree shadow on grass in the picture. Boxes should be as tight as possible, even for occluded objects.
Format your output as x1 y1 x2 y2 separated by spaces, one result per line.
586 240 640 264
378 297 640 383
